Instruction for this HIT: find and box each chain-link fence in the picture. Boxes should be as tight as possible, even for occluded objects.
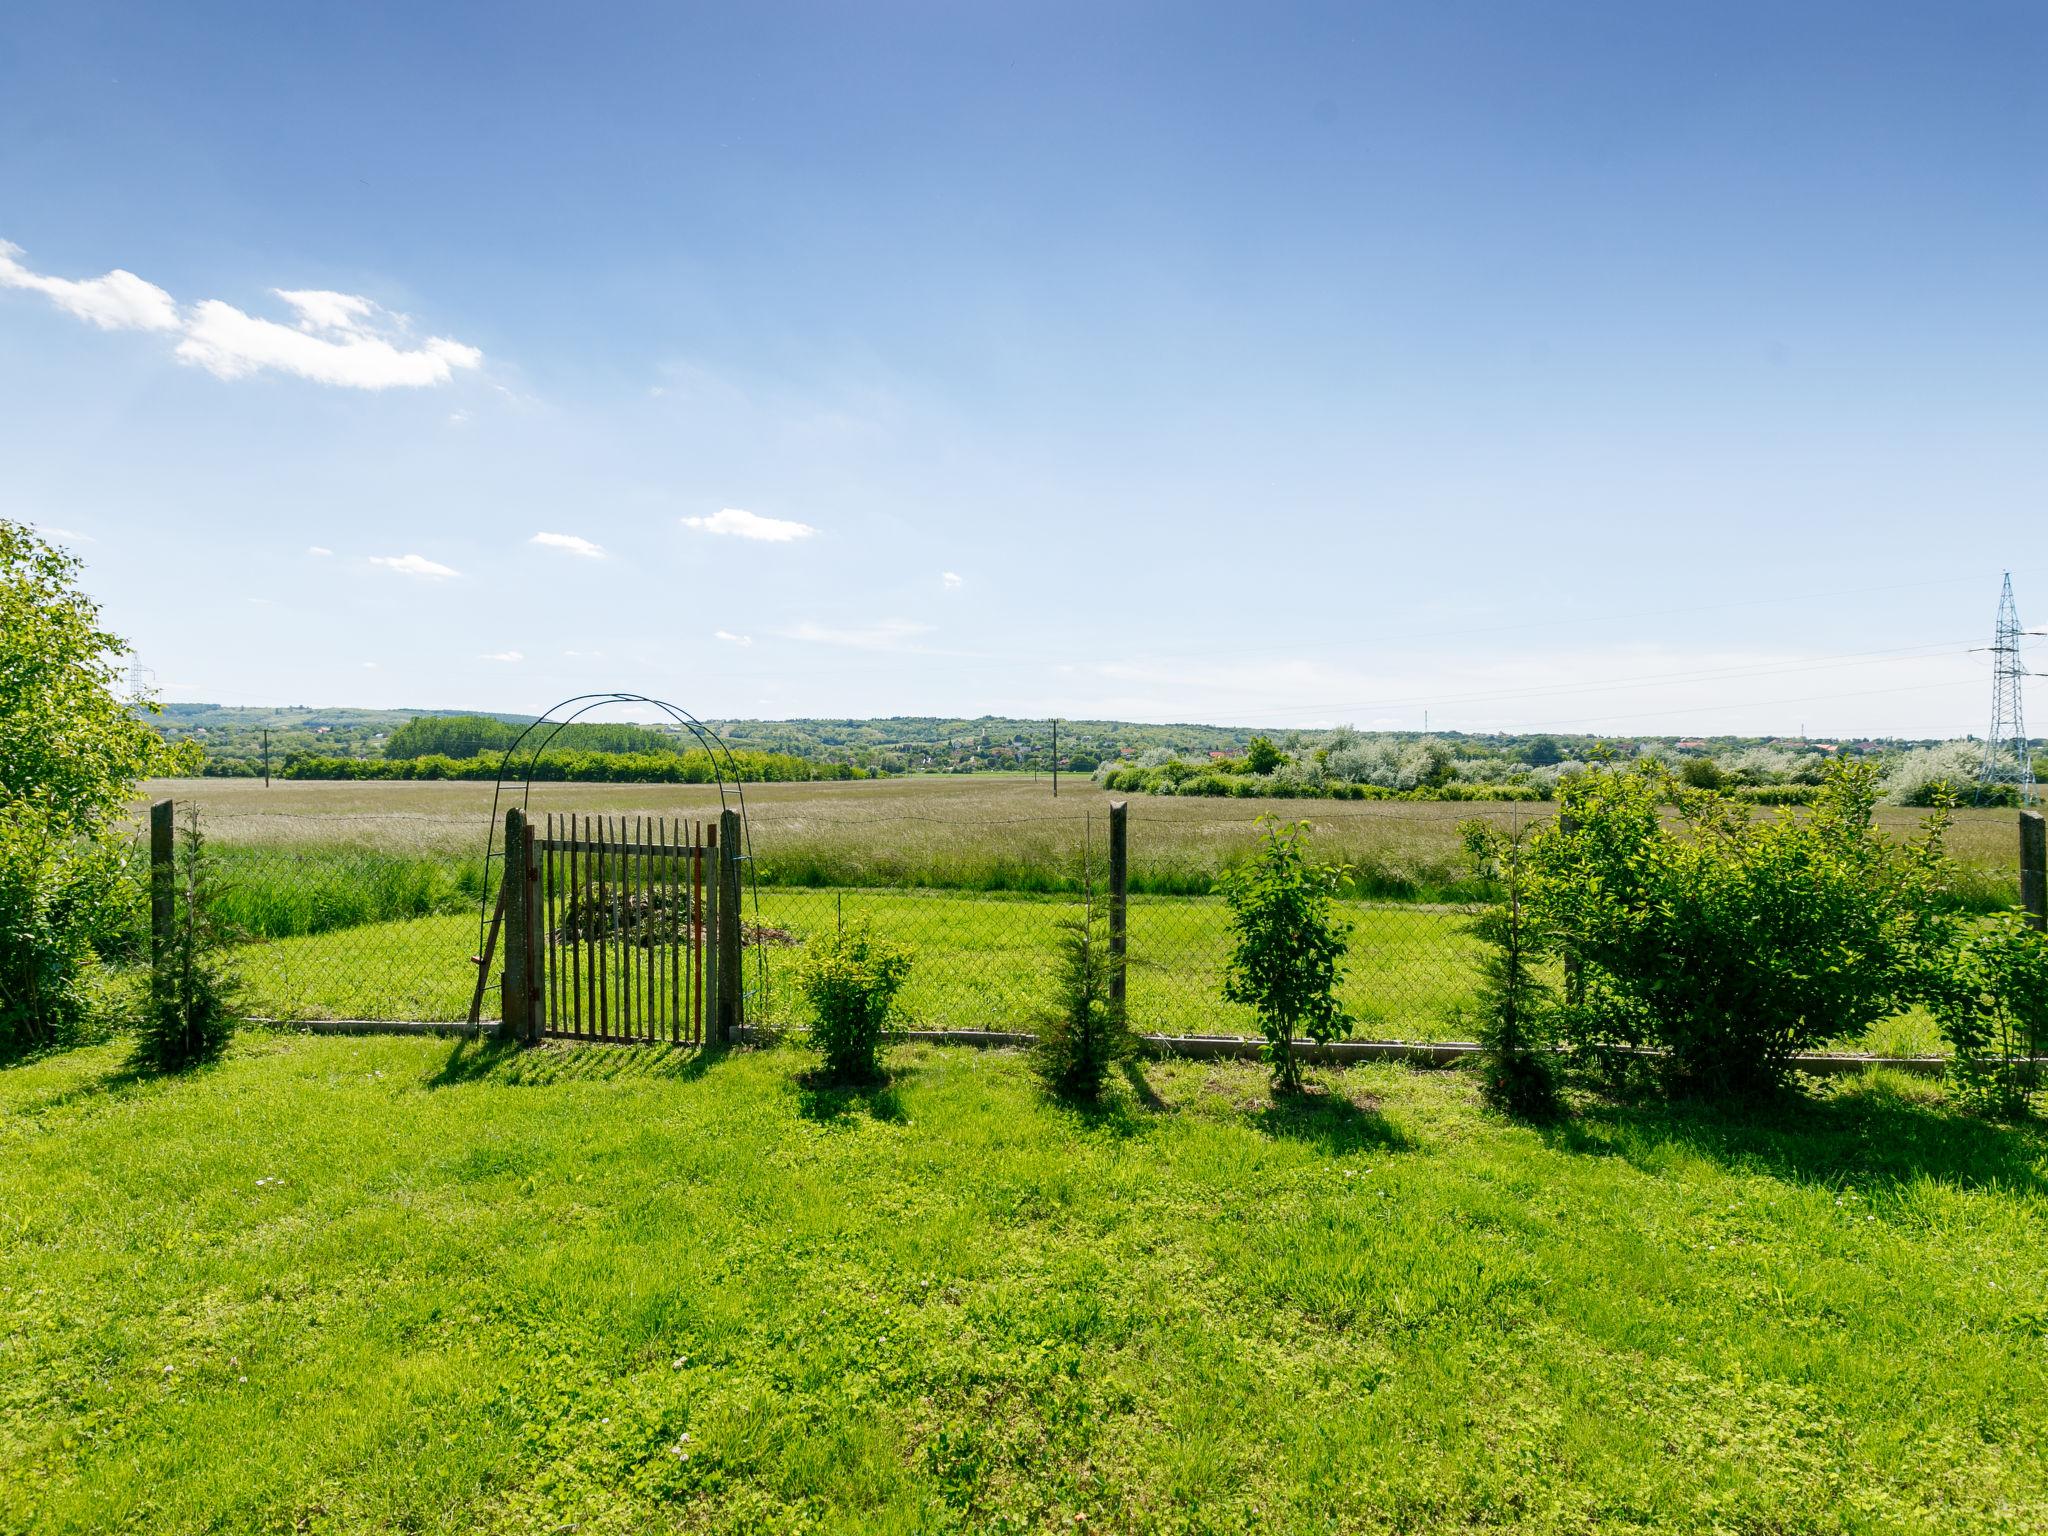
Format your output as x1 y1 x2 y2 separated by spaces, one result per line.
166 794 1511 1042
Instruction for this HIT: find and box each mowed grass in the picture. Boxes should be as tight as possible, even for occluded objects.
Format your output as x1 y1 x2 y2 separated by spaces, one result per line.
232 890 1493 1041
3 1034 2044 1533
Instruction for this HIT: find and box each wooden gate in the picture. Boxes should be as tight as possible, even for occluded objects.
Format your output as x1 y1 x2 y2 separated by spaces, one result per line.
494 807 743 1046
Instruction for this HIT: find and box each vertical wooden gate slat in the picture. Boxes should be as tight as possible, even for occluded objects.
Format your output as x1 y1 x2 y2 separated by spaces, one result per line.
544 811 561 1040
695 819 706 1045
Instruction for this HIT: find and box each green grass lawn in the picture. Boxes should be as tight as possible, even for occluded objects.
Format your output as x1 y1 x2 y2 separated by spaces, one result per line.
3 1035 2043 1533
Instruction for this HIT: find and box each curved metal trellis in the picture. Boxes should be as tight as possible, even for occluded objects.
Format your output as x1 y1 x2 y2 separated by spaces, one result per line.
471 692 764 1025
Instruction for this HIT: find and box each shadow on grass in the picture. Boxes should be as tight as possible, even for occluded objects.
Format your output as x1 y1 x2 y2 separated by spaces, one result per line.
1254 1079 1410 1155
1553 1074 2048 1195
428 1034 724 1089
793 1066 909 1125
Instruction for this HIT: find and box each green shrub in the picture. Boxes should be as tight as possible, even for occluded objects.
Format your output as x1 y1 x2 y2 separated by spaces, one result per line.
1461 821 1560 1120
0 808 99 1049
134 807 241 1073
1219 817 1352 1093
1679 757 1725 791
795 921 912 1081
1244 736 1285 776
1928 913 2048 1117
1032 885 1129 1101
1529 760 1957 1098
0 519 186 1053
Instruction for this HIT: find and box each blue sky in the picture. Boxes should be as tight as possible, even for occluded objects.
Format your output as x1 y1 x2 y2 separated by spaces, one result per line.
2 1 2043 735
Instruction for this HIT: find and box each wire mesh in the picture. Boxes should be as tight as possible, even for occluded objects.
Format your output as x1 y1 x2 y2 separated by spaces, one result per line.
178 797 1519 1040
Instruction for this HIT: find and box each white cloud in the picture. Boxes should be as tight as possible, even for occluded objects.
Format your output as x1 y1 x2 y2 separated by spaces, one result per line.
0 239 481 390
362 661 379 670
307 545 333 557
681 507 816 542
713 630 754 646
942 571 963 589
784 619 934 652
32 523 94 543
369 553 460 580
273 289 377 332
179 299 481 388
531 531 605 560
481 650 524 663
0 240 178 331
562 648 605 659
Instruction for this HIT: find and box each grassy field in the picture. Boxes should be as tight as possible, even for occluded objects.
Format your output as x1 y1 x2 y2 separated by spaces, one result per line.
230 889 1499 1041
3 1033 2043 1533
138 774 2035 906
127 774 1962 1051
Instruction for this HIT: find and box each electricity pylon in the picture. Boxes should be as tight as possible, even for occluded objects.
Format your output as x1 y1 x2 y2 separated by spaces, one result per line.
1980 571 2036 805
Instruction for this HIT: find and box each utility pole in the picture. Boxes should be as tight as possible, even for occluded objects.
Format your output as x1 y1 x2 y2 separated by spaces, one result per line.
1051 718 1059 798
1980 571 2037 806
262 728 270 787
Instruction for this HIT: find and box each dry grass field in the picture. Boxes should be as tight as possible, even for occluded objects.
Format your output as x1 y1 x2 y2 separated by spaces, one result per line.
136 773 2031 896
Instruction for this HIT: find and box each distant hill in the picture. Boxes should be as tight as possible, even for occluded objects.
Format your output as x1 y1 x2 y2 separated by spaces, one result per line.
145 702 1951 779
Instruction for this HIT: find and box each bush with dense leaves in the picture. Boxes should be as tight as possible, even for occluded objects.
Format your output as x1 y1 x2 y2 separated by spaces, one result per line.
0 520 188 1052
795 921 913 1081
1219 817 1352 1093
1528 760 1958 1098
1460 821 1560 1119
1928 913 2048 1118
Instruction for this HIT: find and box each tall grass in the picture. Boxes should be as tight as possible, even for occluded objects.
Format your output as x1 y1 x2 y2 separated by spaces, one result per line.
208 847 487 939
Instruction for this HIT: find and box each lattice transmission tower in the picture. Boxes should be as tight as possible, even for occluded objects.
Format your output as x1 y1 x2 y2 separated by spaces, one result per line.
1980 571 2036 805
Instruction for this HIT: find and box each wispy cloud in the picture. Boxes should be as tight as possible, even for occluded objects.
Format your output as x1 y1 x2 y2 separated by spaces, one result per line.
307 545 333 557
713 629 754 646
0 239 481 390
682 507 816 543
784 619 934 652
369 553 460 580
480 650 524 662
531 531 605 560
0 241 178 331
942 571 963 590
32 523 95 544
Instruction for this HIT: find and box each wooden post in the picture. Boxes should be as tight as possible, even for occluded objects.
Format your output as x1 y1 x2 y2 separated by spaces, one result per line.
717 807 743 1042
2022 810 2046 933
1107 800 1128 1017
149 798 175 974
501 808 529 1042
702 822 723 1048
524 817 545 1041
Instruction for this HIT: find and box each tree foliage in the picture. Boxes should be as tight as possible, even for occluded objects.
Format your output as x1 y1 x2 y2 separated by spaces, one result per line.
1461 820 1561 1119
1033 875 1129 1101
134 806 241 1072
0 520 185 1050
1927 912 2048 1118
795 921 913 1082
1219 817 1352 1092
1528 760 1958 1098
